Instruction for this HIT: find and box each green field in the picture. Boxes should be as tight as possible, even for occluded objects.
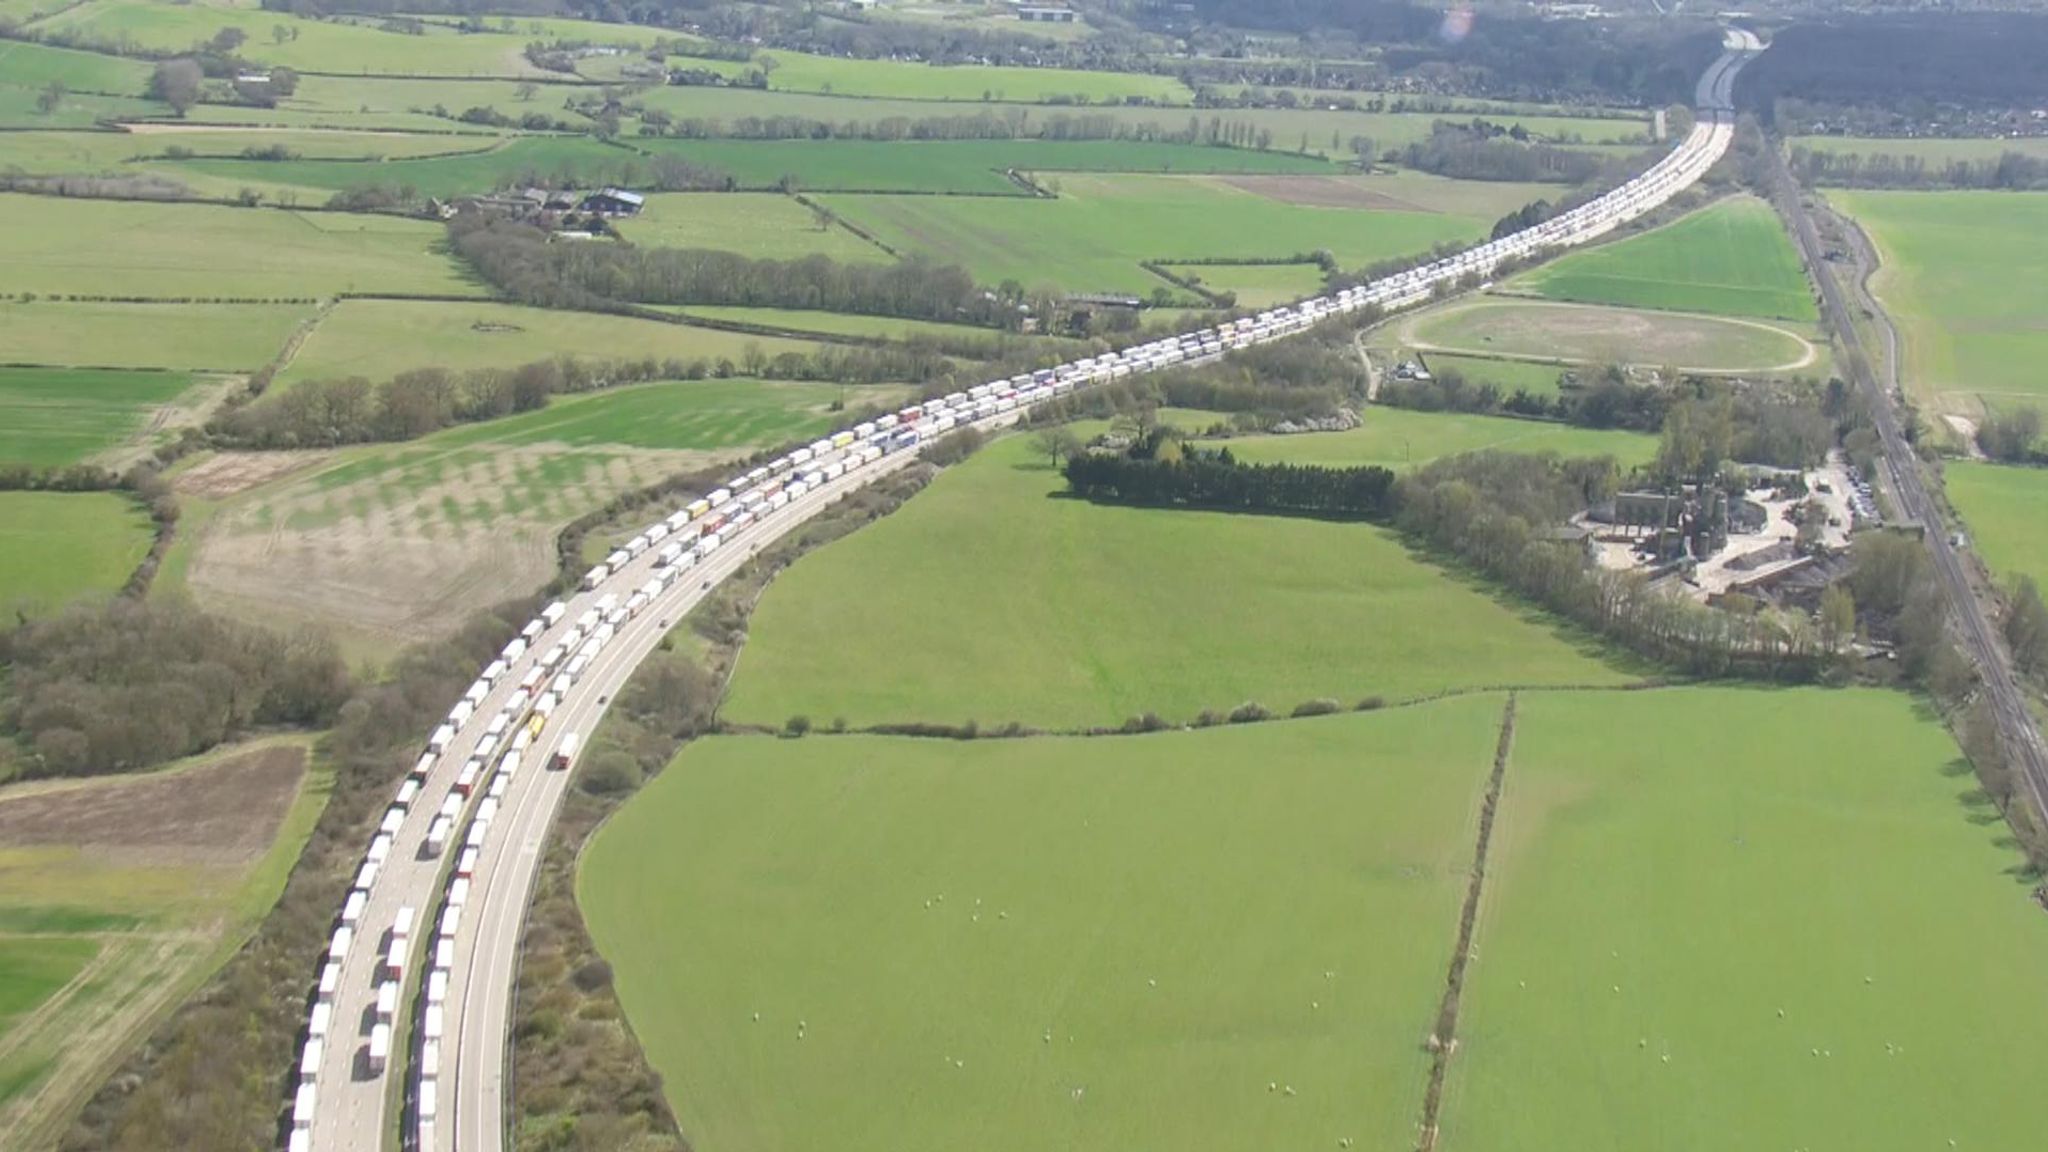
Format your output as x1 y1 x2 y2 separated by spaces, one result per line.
671 306 1027 345
0 492 151 613
1517 196 1818 322
0 84 161 129
653 137 1335 192
1159 262 1325 308
168 135 629 200
0 128 506 177
188 377 889 654
633 85 1647 153
426 378 884 453
0 194 477 298
1790 135 2048 166
1946 461 2048 594
0 301 306 371
0 938 99 1038
723 430 1628 729
583 696 1505 1152
619 194 891 261
1418 353 1571 398
0 368 197 468
28 2 662 77
821 173 1520 297
1224 406 1658 470
1402 299 1820 375
1834 190 2048 411
679 49 1191 104
0 40 152 95
277 300 824 388
1441 687 2048 1152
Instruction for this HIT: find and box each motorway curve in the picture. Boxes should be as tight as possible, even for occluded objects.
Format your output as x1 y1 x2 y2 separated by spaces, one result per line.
293 30 1764 1152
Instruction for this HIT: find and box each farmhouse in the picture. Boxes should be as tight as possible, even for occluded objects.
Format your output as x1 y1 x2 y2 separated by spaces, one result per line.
1016 5 1079 22
579 188 646 217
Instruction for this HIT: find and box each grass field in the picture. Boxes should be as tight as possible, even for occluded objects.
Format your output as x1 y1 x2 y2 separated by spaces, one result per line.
277 300 824 388
642 138 1337 193
0 301 306 371
670 305 1025 344
0 40 152 95
1159 262 1325 308
1417 353 1571 398
0 194 478 298
1402 299 1820 375
677 48 1192 104
167 135 629 200
0 492 151 614
0 741 323 1145
1517 196 1818 322
1834 190 2048 412
185 377 890 657
723 430 1629 729
0 128 506 177
1790 135 2048 166
1223 406 1658 470
582 696 1506 1152
1441 687 2048 1152
632 85 1648 154
1945 461 2048 594
618 194 891 261
27 2 645 77
0 85 161 129
821 173 1528 297
0 368 197 468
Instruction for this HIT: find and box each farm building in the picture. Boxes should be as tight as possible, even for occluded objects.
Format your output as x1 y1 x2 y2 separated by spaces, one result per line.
1016 5 1079 21
579 188 646 217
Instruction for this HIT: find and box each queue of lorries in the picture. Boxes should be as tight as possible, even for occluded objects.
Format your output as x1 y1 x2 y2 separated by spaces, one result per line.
293 74 1748 1152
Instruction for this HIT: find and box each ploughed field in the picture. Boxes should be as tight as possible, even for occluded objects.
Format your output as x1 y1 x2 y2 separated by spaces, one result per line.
1832 190 2048 413
1515 196 1818 322
721 428 1631 731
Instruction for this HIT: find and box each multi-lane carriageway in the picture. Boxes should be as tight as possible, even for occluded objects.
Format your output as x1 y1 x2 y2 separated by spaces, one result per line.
291 29 1763 1152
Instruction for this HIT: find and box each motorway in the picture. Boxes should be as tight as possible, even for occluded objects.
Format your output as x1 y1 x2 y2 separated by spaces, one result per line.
1768 134 2048 825
297 30 1763 1152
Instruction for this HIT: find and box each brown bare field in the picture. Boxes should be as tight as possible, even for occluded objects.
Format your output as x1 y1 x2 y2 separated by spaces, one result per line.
171 449 332 500
0 741 316 1149
186 442 722 660
0 744 304 869
1218 173 1430 211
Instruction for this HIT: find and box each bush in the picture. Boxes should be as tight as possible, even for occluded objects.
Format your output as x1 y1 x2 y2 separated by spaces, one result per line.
1291 698 1341 718
784 714 812 737
570 959 615 993
1228 701 1272 724
578 750 642 796
1355 695 1387 711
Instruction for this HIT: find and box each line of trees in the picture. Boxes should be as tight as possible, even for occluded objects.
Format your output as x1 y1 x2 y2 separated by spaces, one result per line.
1399 120 1623 184
1062 448 1395 516
1975 406 2043 464
0 601 352 780
450 213 1045 329
207 344 956 450
1788 146 2048 192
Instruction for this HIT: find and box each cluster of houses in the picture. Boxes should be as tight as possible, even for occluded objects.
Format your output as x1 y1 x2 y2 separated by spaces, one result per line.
458 187 645 232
